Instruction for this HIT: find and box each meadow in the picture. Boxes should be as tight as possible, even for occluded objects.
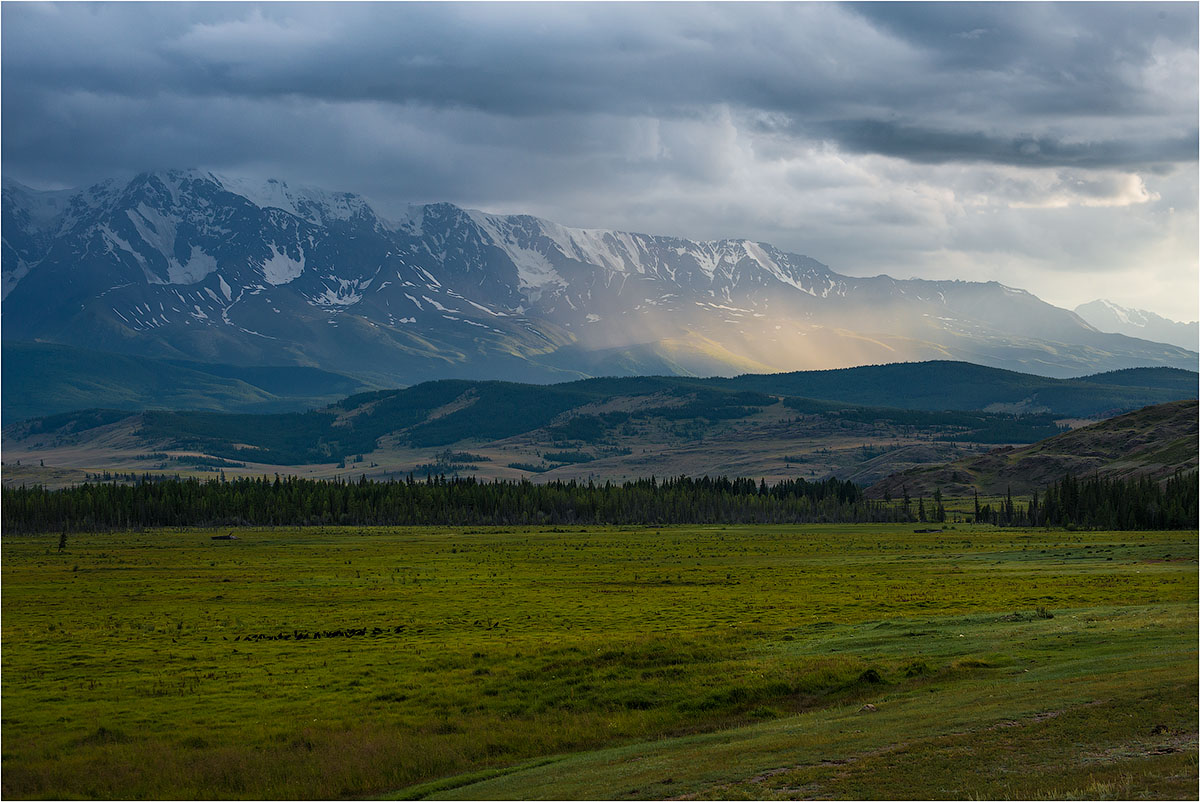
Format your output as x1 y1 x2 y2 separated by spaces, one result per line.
2 523 1195 799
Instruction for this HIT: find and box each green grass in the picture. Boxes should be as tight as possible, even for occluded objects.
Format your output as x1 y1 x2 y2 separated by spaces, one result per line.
2 524 1195 799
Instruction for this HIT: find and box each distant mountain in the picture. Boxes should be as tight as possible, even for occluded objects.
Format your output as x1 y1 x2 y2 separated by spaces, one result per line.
1 341 374 421
867 400 1198 498
3 170 1196 384
1075 299 1199 352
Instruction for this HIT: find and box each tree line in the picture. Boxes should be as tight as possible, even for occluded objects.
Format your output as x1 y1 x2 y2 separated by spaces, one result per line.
4 474 899 532
3 470 1193 534
971 471 1197 530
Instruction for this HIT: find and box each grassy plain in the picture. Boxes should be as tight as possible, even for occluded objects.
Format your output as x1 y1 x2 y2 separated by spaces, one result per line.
2 523 1195 799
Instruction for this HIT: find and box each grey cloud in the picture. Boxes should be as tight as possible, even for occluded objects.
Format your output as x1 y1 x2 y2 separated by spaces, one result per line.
850 2 1197 69
1 2 1196 321
812 120 1198 169
4 2 1195 189
5 4 1195 144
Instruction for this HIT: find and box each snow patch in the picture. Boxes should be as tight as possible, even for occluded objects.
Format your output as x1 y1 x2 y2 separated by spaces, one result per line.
465 210 567 290
743 241 812 295
2 261 33 299
100 225 146 266
260 243 305 285
1099 299 1142 327
422 295 460 313
169 245 218 285
211 174 371 226
310 277 364 307
414 266 442 288
465 298 503 316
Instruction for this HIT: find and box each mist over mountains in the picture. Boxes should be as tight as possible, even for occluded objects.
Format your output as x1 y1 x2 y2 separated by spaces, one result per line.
3 169 1195 387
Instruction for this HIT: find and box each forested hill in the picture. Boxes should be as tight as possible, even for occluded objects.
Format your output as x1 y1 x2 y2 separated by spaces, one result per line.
704 361 1198 415
7 367 1192 464
868 399 1199 498
3 347 1195 424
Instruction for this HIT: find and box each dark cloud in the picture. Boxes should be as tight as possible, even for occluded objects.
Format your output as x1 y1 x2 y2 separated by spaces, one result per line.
4 3 1195 165
1 2 1196 319
811 120 1199 169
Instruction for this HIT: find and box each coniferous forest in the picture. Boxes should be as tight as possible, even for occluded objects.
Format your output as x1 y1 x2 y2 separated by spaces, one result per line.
3 471 1195 534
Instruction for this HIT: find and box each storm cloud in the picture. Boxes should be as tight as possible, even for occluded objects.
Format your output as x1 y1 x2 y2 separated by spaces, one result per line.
3 2 1197 320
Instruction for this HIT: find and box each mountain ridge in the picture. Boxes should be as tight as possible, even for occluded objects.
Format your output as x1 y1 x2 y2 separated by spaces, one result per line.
4 169 1195 385
1074 299 1199 352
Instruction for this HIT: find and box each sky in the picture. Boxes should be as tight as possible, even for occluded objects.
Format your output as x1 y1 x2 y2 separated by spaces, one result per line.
3 2 1197 322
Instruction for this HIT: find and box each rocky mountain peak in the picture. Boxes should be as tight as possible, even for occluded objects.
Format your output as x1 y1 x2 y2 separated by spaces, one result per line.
3 171 1195 384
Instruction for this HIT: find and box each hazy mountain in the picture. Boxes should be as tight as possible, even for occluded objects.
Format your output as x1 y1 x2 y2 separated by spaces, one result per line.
1 341 375 422
4 170 1195 384
1074 299 1199 352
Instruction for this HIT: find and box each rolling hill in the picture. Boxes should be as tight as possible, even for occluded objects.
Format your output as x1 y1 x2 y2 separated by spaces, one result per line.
867 399 1199 498
702 361 1199 417
3 361 1195 489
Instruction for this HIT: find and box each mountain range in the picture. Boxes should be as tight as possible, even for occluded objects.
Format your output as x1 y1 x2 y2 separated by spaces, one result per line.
3 169 1196 387
1075 299 1198 352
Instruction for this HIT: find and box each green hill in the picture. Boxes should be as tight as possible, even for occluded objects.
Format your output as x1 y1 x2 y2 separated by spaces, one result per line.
711 360 1197 417
4 359 1195 482
867 399 1199 498
7 346 1193 425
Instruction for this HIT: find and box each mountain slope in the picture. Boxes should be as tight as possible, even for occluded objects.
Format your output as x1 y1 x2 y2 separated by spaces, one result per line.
3 170 1196 384
1 341 374 421
867 400 1199 498
1075 299 1198 352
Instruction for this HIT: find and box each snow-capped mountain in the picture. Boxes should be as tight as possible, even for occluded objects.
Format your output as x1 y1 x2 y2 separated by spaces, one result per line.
3 170 1195 384
1074 300 1199 353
